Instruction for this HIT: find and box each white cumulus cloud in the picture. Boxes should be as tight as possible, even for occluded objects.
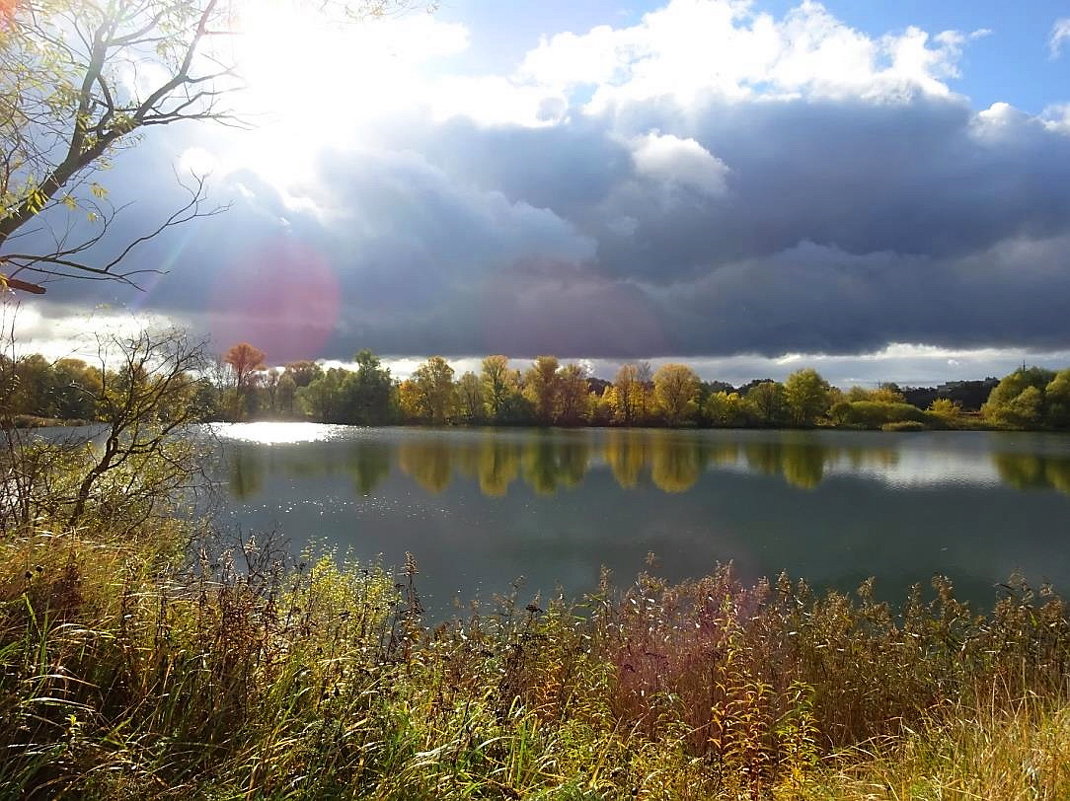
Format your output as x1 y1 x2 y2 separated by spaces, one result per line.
631 132 730 195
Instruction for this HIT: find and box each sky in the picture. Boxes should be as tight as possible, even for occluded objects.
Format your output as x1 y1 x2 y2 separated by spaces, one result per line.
10 0 1070 385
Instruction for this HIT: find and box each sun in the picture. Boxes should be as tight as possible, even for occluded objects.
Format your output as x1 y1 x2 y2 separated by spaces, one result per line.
201 1 466 189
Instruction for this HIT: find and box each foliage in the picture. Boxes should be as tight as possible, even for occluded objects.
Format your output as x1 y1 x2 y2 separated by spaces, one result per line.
522 356 561 425
653 363 700 426
222 342 266 421
0 327 211 532
0 0 238 285
0 0 415 288
556 363 589 426
982 366 1058 428
611 362 651 426
927 396 961 421
705 390 751 428
410 356 456 424
21 342 1070 437
829 400 932 429
783 368 831 426
2 512 1069 799
0 353 101 420
745 380 789 426
347 349 396 425
455 371 485 423
1047 369 1070 428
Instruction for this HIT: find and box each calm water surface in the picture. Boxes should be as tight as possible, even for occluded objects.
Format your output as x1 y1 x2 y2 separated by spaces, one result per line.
205 423 1070 611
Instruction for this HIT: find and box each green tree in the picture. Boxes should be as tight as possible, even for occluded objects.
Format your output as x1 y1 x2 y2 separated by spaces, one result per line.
283 360 323 388
1045 369 1070 429
705 391 749 428
7 354 55 416
298 368 349 422
347 349 395 425
276 372 297 417
982 367 1056 428
745 381 788 427
783 368 830 426
50 358 103 420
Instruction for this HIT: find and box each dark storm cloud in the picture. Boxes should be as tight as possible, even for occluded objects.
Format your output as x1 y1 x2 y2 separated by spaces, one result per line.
653 238 1070 357
596 97 1070 281
28 80 1070 361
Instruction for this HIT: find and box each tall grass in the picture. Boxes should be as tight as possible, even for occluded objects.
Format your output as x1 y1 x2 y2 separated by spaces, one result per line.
1 515 1069 799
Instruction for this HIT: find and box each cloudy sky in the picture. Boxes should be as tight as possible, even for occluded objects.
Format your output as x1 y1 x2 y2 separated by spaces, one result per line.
12 0 1070 385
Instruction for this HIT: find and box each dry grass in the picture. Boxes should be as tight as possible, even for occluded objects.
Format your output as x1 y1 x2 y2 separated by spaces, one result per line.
1 517 1068 799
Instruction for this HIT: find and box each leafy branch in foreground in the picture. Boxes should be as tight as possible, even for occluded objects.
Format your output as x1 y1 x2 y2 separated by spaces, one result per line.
0 0 420 290
0 0 241 287
0 325 213 532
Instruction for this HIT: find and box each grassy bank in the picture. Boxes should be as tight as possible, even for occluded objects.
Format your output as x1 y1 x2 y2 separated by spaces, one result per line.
2 514 1069 799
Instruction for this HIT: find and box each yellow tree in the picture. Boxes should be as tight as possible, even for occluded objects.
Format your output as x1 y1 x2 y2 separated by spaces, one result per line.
557 363 591 425
411 356 456 424
523 355 560 425
612 363 648 426
783 368 831 426
480 355 513 421
653 363 700 426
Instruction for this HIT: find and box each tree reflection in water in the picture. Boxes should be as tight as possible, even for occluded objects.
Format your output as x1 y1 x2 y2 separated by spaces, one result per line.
228 445 264 500
398 440 453 494
221 428 1070 500
992 453 1070 494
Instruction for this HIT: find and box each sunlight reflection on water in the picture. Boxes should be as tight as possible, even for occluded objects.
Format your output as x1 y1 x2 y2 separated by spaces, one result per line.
209 422 350 445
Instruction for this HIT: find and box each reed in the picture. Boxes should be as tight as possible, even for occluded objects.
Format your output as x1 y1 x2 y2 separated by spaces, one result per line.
1 515 1068 799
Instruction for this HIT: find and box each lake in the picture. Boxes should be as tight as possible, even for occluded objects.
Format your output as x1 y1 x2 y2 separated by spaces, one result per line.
203 423 1070 612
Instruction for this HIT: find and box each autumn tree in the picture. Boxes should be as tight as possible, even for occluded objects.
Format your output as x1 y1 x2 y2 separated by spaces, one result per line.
411 356 456 424
480 355 512 421
557 363 590 426
523 355 560 425
223 342 266 420
705 391 749 428
653 363 700 426
612 363 649 426
783 368 831 426
927 397 962 423
457 371 485 423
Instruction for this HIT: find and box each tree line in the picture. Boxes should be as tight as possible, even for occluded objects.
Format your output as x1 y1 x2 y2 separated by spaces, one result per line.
6 340 1069 432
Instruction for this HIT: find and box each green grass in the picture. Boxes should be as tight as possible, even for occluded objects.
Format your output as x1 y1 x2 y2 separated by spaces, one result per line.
1 516 1069 799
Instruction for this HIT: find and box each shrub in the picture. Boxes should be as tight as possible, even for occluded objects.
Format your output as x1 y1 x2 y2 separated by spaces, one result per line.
881 420 926 432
